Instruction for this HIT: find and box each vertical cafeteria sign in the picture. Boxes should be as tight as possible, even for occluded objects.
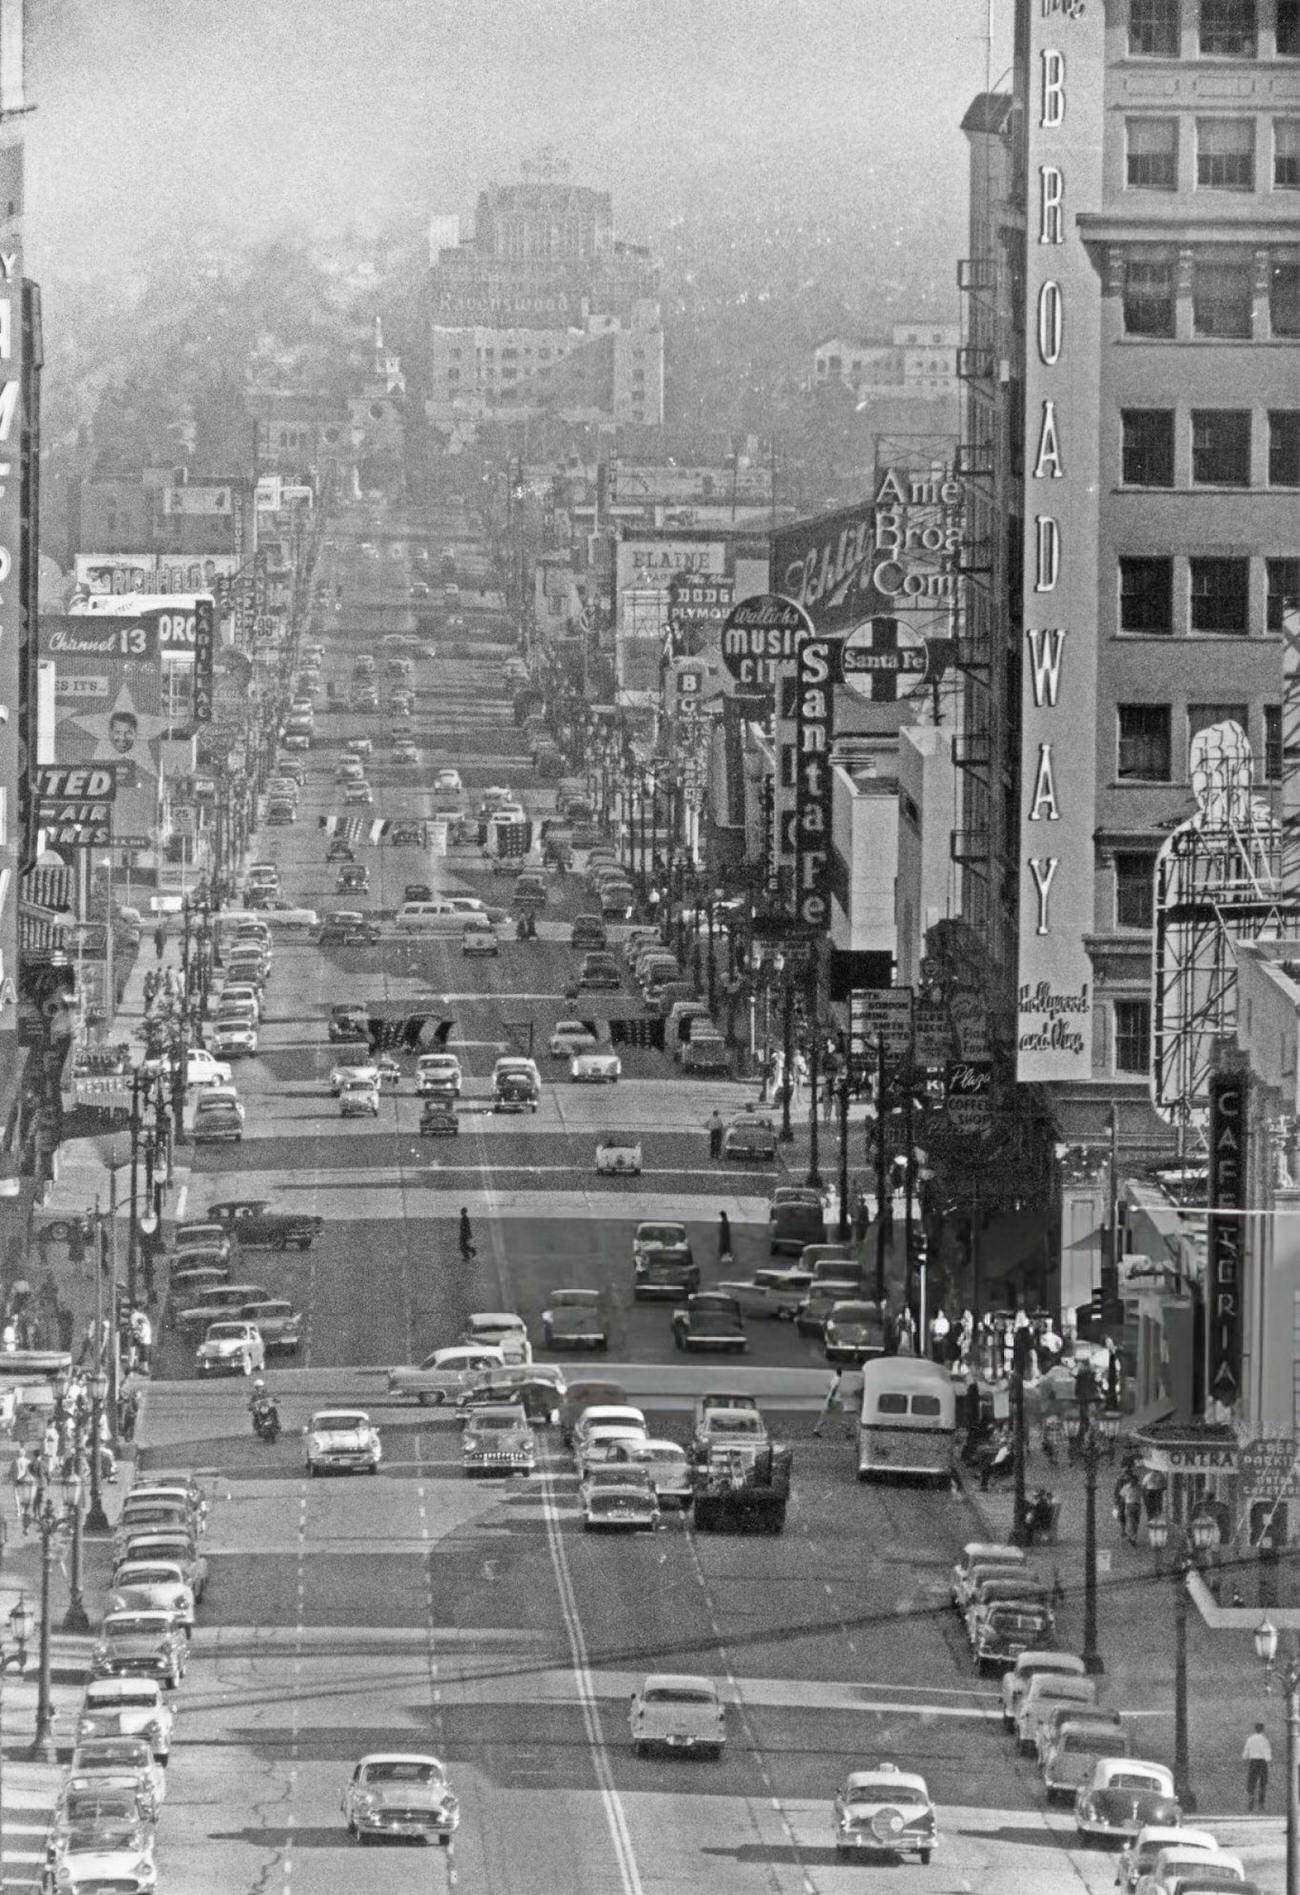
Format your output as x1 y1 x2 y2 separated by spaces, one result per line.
1016 1 1103 1081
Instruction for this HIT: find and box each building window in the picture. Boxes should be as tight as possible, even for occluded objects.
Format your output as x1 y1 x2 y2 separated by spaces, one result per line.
1197 118 1255 188
1122 410 1175 485
1115 852 1158 928
1130 0 1181 53
1119 557 1175 633
1127 117 1179 188
1190 556 1250 633
1276 121 1300 186
1265 705 1283 779
1280 0 1300 54
1118 704 1173 778
1189 703 1250 766
1114 999 1153 1075
1193 253 1254 335
1124 253 1176 335
1272 257 1300 335
1199 0 1257 54
1267 559 1300 631
1269 412 1300 484
1191 409 1251 484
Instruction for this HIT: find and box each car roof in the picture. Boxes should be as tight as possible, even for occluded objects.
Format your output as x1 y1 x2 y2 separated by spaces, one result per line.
311 1410 370 1425
641 1672 718 1694
1099 1758 1175 1786
844 1766 930 1797
357 1751 444 1769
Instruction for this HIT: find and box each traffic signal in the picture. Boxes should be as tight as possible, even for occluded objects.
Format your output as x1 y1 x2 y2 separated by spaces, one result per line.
908 1228 928 1268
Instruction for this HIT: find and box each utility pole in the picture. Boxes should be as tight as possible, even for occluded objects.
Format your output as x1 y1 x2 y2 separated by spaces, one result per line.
874 1034 889 1301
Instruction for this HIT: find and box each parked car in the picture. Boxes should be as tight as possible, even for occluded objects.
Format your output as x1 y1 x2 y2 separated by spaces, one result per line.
541 1289 608 1351
1074 1758 1181 1842
596 1132 641 1175
195 1321 265 1378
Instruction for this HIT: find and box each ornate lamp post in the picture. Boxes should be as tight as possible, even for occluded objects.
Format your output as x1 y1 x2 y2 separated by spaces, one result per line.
1147 1511 1221 1813
85 1366 112 1534
1066 1396 1119 1675
60 1463 89 1634
1255 1616 1300 1895
26 1488 68 1759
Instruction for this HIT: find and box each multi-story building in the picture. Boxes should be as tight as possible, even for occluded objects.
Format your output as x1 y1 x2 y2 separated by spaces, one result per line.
957 0 1300 1186
427 180 665 426
813 324 961 399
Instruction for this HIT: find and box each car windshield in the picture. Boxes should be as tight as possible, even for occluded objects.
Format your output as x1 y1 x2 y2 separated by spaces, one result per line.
314 1413 367 1430
1107 1772 1166 1792
206 1325 247 1341
473 1412 525 1430
116 1569 179 1587
106 1615 170 1635
363 1760 443 1784
639 1225 685 1246
706 1413 762 1434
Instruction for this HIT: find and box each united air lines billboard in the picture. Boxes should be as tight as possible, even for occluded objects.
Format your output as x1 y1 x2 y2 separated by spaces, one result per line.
39 612 167 849
1015 5 1103 1082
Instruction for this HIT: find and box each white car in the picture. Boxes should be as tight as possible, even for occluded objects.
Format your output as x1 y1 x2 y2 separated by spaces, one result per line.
461 922 499 956
549 1019 598 1058
416 1053 462 1096
195 1321 265 1377
108 1561 196 1631
387 1346 505 1405
596 1132 642 1175
461 1402 536 1476
343 780 373 805
68 1737 167 1814
305 1409 382 1476
77 1677 175 1762
336 759 365 783
185 1048 231 1089
607 1438 693 1507
629 1674 726 1757
571 1050 621 1083
211 1019 258 1058
330 1058 379 1095
345 737 373 758
46 1826 157 1892
434 769 463 794
342 1752 460 1846
461 1313 531 1365
338 1075 380 1117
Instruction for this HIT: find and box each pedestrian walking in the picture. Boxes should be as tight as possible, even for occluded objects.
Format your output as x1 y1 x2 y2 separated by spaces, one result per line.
895 1307 917 1355
1244 1722 1272 1809
153 923 166 961
10 1445 30 1530
457 1207 476 1261
812 1369 846 1438
706 1109 725 1159
717 1210 733 1266
1117 1471 1142 1544
957 1308 975 1374
1104 1336 1122 1409
928 1307 950 1364
792 1050 809 1103
129 1306 153 1374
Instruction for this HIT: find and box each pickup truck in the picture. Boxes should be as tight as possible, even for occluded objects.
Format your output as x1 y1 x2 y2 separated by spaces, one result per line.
204 1199 325 1251
671 1293 748 1354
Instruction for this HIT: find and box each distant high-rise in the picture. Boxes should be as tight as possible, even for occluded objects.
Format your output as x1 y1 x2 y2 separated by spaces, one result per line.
428 178 663 427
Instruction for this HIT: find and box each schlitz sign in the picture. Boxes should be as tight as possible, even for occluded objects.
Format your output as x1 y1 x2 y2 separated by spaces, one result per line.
1206 1070 1247 1405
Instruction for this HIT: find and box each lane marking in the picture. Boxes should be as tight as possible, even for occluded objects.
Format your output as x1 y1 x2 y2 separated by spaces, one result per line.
537 1449 644 1895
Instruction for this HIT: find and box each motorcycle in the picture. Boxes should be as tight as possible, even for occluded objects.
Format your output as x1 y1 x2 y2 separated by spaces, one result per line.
251 1399 281 1443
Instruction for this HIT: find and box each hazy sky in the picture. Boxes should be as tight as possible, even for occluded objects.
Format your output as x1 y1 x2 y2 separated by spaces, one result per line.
27 0 1010 279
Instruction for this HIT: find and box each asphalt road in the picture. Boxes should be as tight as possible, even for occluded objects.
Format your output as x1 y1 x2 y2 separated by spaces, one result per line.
134 501 1134 1895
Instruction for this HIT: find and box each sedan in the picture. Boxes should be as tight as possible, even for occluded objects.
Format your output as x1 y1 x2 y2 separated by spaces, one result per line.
338 1076 380 1118
1074 1758 1180 1842
581 1474 660 1533
578 953 621 990
462 924 499 957
210 1020 258 1059
629 1675 726 1759
326 838 355 863
330 1059 378 1095
238 1299 303 1355
195 1321 265 1378
305 1409 382 1476
107 1563 195 1632
595 1133 641 1175
434 769 462 794
192 1103 243 1145
419 1099 459 1136
549 1019 596 1058
722 1123 778 1162
832 1764 937 1864
572 1050 621 1084
541 1289 608 1351
90 1611 188 1689
342 780 373 805
393 742 419 766
342 1753 460 1847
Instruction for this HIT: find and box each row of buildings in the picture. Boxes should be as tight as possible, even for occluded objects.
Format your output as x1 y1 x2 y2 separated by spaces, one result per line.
502 0 1300 1535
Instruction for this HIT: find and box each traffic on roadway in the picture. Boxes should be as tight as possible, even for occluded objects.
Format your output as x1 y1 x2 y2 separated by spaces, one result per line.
60 498 1228 1895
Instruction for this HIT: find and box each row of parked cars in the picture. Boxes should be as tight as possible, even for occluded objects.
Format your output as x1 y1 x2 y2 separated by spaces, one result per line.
41 1471 212 1891
954 1541 1256 1893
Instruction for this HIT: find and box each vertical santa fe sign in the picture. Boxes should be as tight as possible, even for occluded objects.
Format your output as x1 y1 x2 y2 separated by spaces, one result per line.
1016 6 1103 1081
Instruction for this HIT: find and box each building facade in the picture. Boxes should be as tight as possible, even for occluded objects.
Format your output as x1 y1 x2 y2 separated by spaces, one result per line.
957 0 1300 1167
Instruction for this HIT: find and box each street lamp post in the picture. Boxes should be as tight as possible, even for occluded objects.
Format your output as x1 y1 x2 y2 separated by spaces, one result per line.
60 1465 89 1634
1149 1512 1220 1813
85 1366 112 1535
26 1491 66 1760
805 951 822 1191
1255 1616 1300 1895
1067 1398 1118 1676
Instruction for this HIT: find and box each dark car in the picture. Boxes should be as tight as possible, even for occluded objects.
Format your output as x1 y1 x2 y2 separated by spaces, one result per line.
389 821 424 847
457 1377 560 1426
973 1603 1056 1673
328 1005 369 1043
336 865 370 895
493 1072 539 1114
578 953 621 991
319 917 381 946
570 915 607 950
325 839 355 863
204 1200 324 1251
671 1293 748 1354
403 883 433 903
418 1100 459 1136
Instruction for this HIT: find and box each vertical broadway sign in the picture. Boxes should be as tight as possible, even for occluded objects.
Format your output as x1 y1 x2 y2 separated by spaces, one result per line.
795 632 833 929
1206 1071 1247 1407
1016 5 1104 1081
0 226 22 1026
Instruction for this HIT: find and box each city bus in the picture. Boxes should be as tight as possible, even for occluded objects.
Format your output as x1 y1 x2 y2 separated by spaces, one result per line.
857 1356 956 1486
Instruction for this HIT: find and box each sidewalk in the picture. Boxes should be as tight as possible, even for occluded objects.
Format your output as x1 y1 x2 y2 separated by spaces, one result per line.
957 1394 1288 1880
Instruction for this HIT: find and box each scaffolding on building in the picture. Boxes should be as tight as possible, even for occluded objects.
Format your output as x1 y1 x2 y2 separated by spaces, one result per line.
1152 720 1300 1131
